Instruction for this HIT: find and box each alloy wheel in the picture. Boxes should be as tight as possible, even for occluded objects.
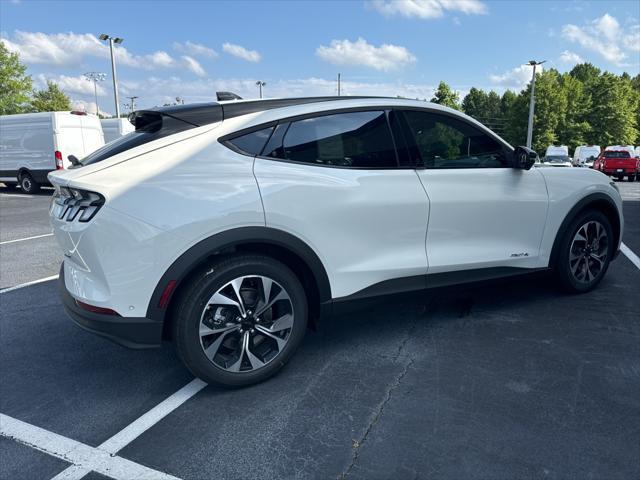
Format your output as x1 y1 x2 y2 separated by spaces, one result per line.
569 220 608 284
199 275 294 373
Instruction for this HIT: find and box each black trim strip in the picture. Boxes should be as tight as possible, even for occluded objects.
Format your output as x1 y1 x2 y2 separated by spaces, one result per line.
332 267 549 304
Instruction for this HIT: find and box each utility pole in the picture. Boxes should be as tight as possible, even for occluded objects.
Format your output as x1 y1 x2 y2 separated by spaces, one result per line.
126 96 139 112
99 34 124 117
338 73 341 96
83 72 106 115
256 80 266 99
526 60 546 149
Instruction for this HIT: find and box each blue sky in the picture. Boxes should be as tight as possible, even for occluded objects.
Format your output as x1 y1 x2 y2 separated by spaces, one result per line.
1 0 639 114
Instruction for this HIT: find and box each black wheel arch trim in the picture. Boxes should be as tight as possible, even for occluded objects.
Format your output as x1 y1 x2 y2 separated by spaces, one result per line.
549 192 621 266
145 226 332 323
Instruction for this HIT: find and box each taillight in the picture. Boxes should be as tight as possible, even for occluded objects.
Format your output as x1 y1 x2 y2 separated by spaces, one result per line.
55 151 64 170
51 187 105 222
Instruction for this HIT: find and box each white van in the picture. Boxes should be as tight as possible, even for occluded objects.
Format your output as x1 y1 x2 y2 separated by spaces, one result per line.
573 145 601 167
541 145 572 167
0 111 104 193
605 145 636 157
100 118 134 144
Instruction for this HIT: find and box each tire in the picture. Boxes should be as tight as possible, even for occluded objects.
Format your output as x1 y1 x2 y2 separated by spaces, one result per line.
555 210 614 293
19 172 40 194
173 254 308 387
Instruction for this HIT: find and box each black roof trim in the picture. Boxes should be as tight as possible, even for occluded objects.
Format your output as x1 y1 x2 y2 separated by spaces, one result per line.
132 96 387 129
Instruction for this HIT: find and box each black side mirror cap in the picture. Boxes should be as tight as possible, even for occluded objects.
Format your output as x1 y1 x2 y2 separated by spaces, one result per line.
513 146 537 170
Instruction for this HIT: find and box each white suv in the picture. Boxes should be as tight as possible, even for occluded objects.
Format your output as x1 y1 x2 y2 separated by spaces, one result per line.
49 97 623 386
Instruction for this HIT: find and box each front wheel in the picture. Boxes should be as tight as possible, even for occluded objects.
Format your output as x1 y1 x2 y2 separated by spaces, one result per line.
555 210 613 293
173 254 308 387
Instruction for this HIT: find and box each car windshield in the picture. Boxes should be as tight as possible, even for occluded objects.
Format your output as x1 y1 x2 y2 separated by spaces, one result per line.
544 155 570 162
604 151 630 158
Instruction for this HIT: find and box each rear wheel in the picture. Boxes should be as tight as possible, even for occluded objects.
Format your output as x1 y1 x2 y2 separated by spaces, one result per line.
19 172 40 194
555 210 613 293
173 254 308 387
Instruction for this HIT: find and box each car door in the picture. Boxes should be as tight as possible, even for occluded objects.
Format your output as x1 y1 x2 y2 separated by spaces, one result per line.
253 109 430 299
398 108 549 275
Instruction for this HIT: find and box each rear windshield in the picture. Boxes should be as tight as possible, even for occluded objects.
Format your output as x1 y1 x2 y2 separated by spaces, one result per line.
78 115 194 167
604 151 631 158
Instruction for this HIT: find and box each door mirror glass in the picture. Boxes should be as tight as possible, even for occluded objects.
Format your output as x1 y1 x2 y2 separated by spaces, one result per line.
513 146 537 170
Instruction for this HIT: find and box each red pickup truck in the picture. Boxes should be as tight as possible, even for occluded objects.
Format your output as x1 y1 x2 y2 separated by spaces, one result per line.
593 150 639 181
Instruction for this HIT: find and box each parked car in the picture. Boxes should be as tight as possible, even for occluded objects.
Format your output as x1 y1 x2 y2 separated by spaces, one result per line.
594 149 639 181
541 145 572 167
48 97 624 386
100 118 134 143
0 111 104 193
573 145 600 168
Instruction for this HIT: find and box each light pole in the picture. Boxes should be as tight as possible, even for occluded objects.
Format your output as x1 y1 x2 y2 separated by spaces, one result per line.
126 96 139 112
83 72 106 115
526 60 546 149
99 34 124 118
256 81 266 99
337 73 341 96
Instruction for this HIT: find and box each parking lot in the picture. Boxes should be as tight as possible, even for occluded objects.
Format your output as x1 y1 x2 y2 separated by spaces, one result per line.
1 182 639 480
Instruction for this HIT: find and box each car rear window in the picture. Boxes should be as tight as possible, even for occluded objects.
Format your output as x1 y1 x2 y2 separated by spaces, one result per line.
222 126 274 156
604 151 631 158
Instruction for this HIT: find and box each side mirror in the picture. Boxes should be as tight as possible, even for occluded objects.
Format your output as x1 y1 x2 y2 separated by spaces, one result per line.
513 146 537 170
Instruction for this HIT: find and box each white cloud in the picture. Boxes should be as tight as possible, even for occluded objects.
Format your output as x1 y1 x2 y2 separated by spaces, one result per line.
35 74 107 96
561 13 638 65
559 50 584 65
0 31 194 73
490 64 542 90
144 51 175 68
173 41 217 58
370 0 487 19
222 43 261 62
316 38 416 71
181 56 206 76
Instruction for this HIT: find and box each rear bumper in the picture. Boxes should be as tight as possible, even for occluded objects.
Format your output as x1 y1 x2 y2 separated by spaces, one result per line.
59 265 163 349
603 168 636 175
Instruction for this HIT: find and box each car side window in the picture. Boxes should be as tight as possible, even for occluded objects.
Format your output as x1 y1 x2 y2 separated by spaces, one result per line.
266 111 398 168
224 126 274 156
401 110 508 169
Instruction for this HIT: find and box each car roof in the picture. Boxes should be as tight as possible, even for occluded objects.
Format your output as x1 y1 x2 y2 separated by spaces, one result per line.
134 96 513 150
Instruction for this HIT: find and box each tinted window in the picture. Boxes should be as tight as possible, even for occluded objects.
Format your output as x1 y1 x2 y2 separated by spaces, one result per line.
402 111 508 169
268 111 397 168
604 151 631 158
261 123 289 158
80 115 195 167
225 126 274 156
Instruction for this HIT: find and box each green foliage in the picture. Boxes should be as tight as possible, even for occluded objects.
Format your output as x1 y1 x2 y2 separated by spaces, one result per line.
30 81 71 112
460 64 639 153
0 42 33 115
430 81 460 110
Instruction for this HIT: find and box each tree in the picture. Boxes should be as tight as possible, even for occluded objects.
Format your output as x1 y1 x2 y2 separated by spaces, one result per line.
557 73 591 150
461 87 488 119
569 63 601 84
30 81 71 112
587 73 638 146
0 42 33 115
430 81 460 110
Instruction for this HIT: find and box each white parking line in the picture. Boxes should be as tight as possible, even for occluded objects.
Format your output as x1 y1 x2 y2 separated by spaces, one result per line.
620 242 640 271
0 232 54 245
0 193 36 198
0 414 181 480
50 378 207 480
0 274 59 294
